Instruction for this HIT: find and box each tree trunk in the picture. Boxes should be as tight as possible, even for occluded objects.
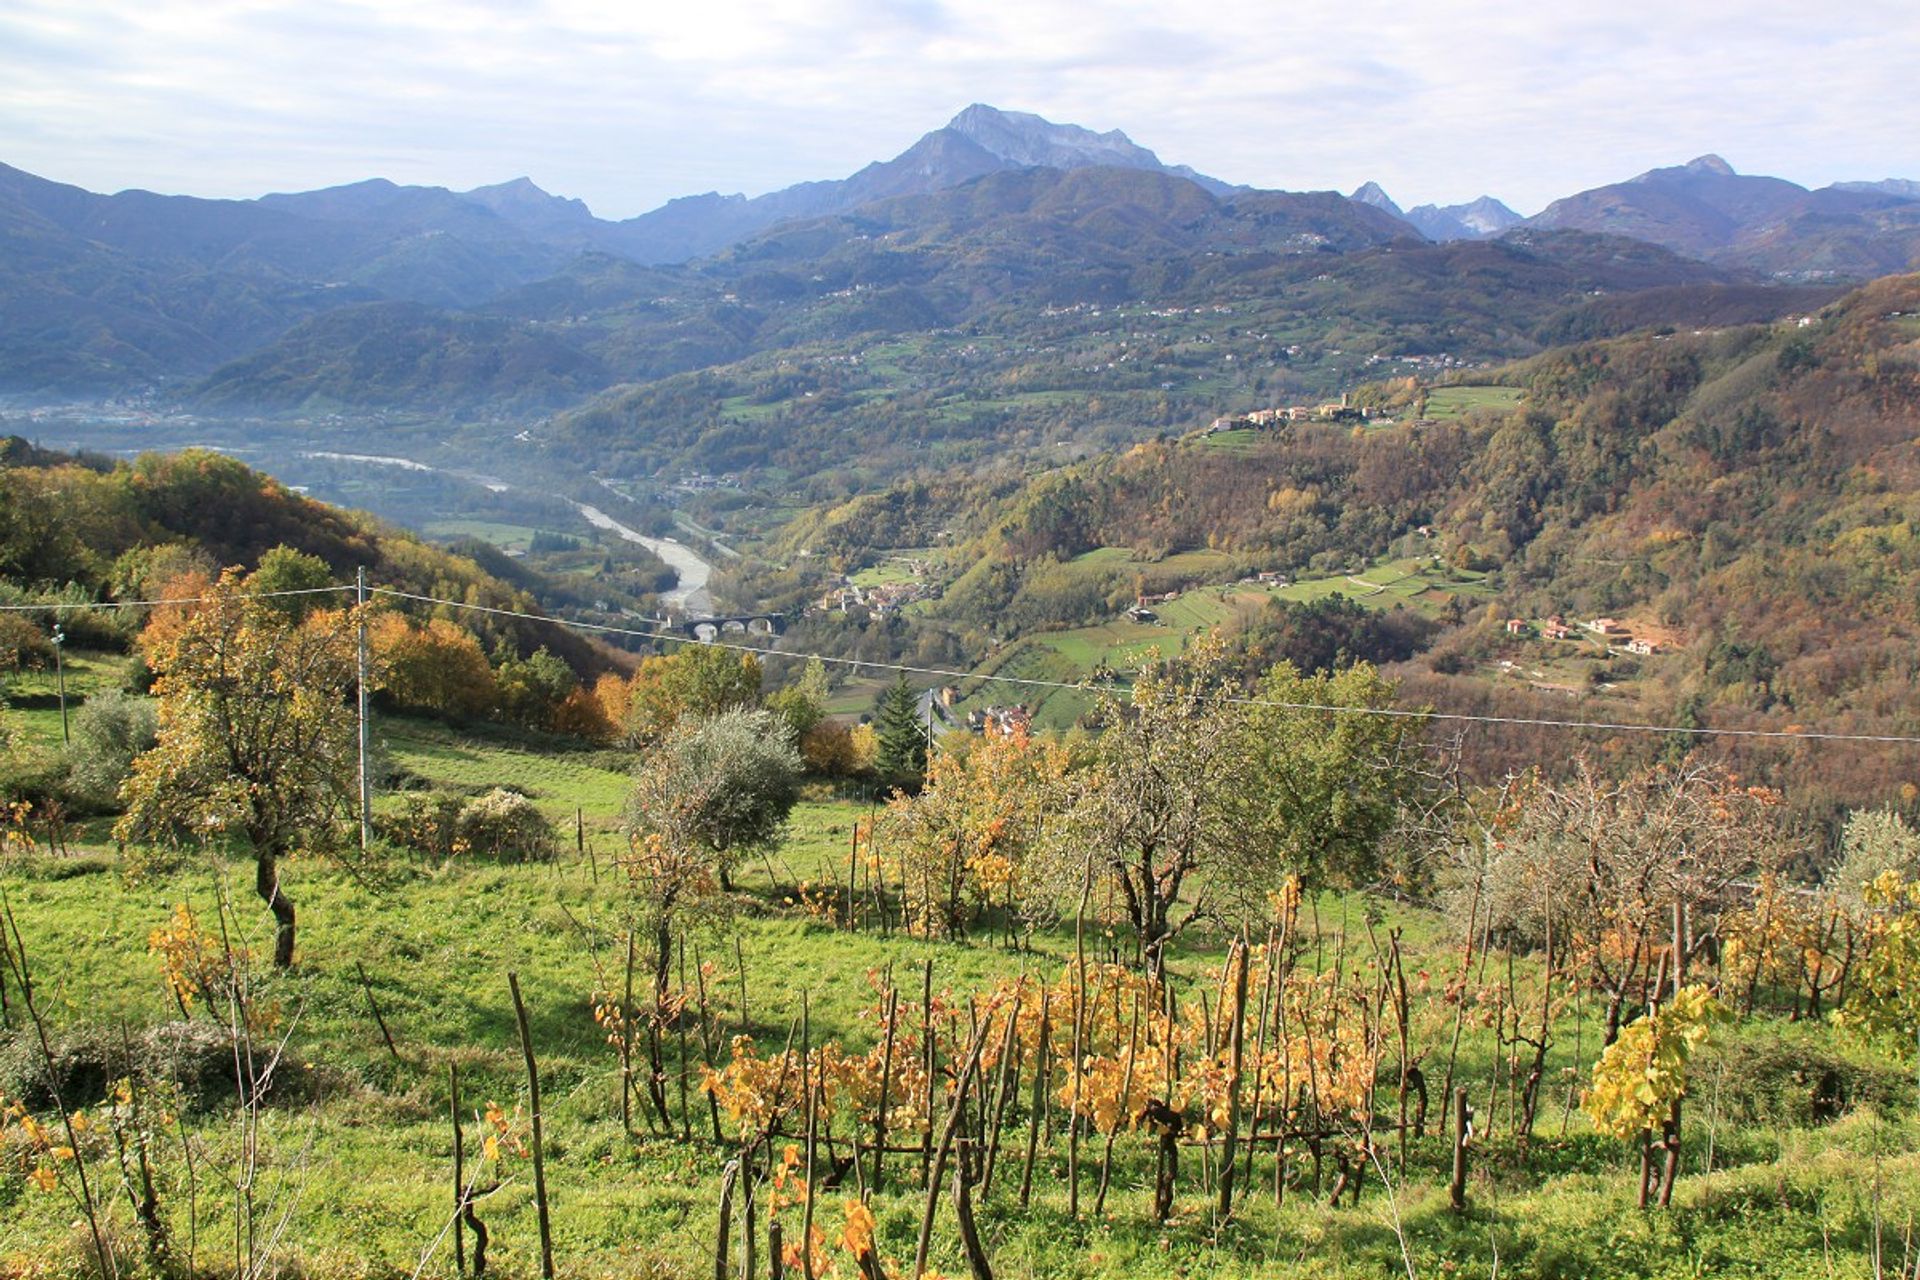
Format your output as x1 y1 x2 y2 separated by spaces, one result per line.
256 844 296 968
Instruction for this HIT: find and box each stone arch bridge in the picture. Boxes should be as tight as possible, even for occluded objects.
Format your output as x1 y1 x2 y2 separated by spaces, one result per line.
681 613 786 642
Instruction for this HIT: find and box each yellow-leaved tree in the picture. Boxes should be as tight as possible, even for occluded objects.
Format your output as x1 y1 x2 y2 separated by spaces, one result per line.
118 568 367 967
1583 984 1725 1207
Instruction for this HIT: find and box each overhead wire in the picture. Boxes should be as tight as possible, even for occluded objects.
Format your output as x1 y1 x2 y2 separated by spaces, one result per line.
0 585 355 612
8 578 1919 747
362 587 1920 748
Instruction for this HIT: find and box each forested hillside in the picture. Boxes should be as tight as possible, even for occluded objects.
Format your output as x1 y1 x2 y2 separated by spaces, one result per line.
771 273 1920 819
0 441 613 676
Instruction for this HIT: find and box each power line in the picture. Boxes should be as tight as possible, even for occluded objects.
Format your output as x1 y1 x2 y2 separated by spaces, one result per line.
363 587 1920 748
0 585 355 612
12 577 1917 747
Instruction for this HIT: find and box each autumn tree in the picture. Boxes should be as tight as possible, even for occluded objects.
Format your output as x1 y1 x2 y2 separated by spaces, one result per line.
880 728 1070 937
117 569 366 966
624 644 762 746
372 615 498 719
1043 643 1246 978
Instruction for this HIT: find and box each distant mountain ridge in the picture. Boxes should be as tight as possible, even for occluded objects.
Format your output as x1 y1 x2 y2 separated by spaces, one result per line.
598 104 1241 262
1345 182 1521 241
1832 179 1920 201
1525 155 1920 279
3 113 1918 398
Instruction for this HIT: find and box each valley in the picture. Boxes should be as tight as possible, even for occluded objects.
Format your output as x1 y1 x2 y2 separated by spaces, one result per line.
4 94 1920 1280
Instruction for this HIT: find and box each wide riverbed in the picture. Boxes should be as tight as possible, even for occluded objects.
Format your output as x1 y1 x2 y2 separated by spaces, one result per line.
573 502 714 615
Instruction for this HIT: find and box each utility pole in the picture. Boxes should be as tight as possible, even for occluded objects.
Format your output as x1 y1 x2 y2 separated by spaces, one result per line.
356 567 371 853
50 623 68 745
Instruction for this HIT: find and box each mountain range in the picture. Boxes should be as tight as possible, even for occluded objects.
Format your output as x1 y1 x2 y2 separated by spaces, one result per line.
0 105 1915 403
1348 182 1524 242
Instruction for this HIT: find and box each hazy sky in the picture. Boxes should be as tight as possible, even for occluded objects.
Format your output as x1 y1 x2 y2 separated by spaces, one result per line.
4 0 1916 219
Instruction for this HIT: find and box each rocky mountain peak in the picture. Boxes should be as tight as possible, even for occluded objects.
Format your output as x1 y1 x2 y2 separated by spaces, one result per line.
944 104 1164 172
1349 181 1404 219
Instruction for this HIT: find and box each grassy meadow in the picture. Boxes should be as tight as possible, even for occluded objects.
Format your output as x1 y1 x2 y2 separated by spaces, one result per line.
3 699 1916 1278
945 555 1496 730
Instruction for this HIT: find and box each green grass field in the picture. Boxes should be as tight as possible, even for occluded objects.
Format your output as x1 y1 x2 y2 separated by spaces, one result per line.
5 813 1913 1278
1423 385 1524 420
421 520 579 552
1200 428 1260 451
849 552 932 589
947 556 1496 731
3 655 1915 1278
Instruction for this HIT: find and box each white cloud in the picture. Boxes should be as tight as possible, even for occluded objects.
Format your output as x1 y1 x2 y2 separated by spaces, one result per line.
0 0 1915 217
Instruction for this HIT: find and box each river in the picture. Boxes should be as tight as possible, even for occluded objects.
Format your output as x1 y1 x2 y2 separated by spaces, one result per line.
296 450 716 613
573 502 714 615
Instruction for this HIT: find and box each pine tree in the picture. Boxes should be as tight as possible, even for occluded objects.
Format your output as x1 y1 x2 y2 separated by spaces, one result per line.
873 674 928 791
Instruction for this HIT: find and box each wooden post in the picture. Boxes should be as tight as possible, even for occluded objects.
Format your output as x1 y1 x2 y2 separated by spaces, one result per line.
1018 989 1050 1209
736 935 751 1033
1068 862 1091 1219
508 972 556 1280
920 958 935 1189
914 1027 990 1278
981 993 1022 1195
952 1154 993 1280
1216 940 1249 1220
1449 1088 1470 1212
715 1158 739 1280
621 928 637 1138
873 986 898 1194
451 1062 466 1277
801 993 818 1280
356 961 402 1065
847 825 861 931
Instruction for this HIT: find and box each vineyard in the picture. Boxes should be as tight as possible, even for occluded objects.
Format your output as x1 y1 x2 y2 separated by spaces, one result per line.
1 569 1919 1279
5 749 1920 1278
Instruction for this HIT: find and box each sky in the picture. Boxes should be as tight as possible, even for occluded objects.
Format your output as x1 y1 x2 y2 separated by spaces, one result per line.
3 0 1917 220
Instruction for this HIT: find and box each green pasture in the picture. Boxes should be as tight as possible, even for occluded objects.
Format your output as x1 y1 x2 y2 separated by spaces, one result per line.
1423 384 1524 419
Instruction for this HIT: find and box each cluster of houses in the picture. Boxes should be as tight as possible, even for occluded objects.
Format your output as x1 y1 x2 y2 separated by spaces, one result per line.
966 704 1033 736
816 578 938 616
1205 398 1376 434
1507 615 1660 656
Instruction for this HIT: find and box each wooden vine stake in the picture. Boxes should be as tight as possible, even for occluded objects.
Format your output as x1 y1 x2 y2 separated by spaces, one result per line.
450 1062 467 1277
1450 1087 1470 1212
714 1158 739 1280
1216 938 1249 1220
508 971 556 1280
915 1024 991 1278
873 984 899 1194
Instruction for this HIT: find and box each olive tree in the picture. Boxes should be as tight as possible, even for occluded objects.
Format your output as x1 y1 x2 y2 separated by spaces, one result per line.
625 707 802 989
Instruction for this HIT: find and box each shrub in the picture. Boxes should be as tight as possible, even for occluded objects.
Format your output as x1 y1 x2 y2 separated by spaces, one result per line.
64 689 157 810
139 1019 244 1108
1700 1021 1911 1127
376 793 465 859
0 1025 118 1111
376 788 554 861
0 613 53 671
454 787 555 861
